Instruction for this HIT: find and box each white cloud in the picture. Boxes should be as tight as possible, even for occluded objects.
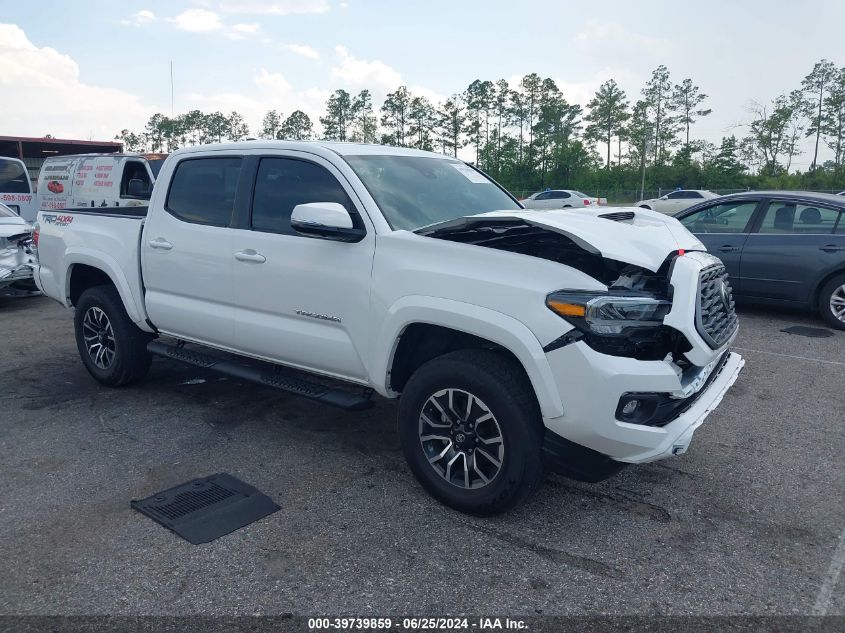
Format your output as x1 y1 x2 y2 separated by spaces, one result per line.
574 21 670 66
218 0 329 15
331 45 402 95
226 22 260 39
121 10 156 27
0 23 153 139
168 8 223 32
283 43 319 59
187 69 329 133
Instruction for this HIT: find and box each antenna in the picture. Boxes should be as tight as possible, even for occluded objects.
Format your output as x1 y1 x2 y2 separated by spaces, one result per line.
170 61 174 118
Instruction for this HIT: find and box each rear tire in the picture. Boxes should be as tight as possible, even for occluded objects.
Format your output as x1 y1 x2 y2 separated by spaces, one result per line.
818 273 845 330
74 285 153 386
398 349 545 516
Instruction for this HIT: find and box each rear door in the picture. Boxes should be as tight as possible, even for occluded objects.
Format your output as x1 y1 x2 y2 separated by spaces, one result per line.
230 152 375 381
142 155 243 348
677 198 761 292
739 199 845 303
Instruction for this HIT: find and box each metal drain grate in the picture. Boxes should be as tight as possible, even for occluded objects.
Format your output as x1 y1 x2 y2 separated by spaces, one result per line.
131 473 279 544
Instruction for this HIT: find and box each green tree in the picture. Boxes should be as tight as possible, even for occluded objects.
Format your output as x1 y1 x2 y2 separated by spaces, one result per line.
801 59 837 170
260 110 282 139
380 86 411 146
642 65 677 164
280 110 313 140
320 89 353 141
227 111 250 141
114 129 145 152
437 96 465 157
821 67 845 172
350 90 378 143
408 96 436 150
584 79 630 169
204 111 229 143
673 78 711 147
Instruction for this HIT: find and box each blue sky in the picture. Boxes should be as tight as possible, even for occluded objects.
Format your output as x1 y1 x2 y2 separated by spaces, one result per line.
2 0 844 168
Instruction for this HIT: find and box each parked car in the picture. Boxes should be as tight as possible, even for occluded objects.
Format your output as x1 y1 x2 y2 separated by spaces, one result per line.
0 157 36 221
0 202 36 292
635 189 719 215
676 191 845 329
37 153 166 214
522 189 607 209
35 141 743 515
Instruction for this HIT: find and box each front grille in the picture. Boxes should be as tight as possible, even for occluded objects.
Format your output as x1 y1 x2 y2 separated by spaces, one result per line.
696 264 738 348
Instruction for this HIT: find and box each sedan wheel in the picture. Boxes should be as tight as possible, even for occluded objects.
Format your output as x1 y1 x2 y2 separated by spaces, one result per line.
819 274 845 330
829 283 845 323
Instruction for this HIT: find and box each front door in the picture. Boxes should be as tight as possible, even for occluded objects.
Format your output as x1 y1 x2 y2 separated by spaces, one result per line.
740 200 845 302
230 153 376 381
142 156 243 348
677 199 760 293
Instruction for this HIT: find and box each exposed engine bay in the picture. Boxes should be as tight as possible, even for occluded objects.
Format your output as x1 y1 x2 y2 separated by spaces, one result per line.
418 217 692 363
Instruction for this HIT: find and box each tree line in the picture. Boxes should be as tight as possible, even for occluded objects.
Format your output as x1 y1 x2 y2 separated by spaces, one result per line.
115 59 845 196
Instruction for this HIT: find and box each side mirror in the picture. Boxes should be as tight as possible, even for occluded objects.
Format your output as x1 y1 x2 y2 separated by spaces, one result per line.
290 202 365 242
127 178 149 198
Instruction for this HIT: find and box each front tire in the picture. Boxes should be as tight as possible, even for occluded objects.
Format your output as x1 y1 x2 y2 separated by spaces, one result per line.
819 273 845 330
398 350 544 516
74 285 153 386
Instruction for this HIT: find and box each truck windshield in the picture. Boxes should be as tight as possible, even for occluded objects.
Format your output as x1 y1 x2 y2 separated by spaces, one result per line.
343 155 520 231
0 159 31 193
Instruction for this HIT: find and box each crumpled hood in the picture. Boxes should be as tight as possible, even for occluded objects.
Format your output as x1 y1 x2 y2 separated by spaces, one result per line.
418 206 705 271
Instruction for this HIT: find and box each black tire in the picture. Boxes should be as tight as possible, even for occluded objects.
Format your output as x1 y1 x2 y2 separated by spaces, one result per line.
818 273 845 330
398 349 545 516
74 285 153 386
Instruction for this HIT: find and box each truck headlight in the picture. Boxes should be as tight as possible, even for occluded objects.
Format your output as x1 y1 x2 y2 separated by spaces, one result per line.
546 291 671 335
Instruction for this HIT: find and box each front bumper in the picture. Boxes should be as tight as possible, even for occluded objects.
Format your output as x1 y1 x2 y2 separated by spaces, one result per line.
543 342 744 464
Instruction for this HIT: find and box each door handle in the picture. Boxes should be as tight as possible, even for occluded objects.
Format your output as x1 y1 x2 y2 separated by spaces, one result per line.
820 245 845 253
234 249 266 263
148 238 173 250
718 245 736 253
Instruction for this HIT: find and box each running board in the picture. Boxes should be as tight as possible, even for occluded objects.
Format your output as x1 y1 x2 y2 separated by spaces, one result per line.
147 340 374 411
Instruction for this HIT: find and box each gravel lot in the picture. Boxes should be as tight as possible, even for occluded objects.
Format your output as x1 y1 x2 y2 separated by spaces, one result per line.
1 294 843 616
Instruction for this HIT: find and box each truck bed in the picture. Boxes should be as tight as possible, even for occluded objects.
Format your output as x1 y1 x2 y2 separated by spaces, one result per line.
35 207 149 327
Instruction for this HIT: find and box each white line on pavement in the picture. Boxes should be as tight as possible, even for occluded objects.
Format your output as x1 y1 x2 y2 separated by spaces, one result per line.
733 347 845 367
812 527 845 615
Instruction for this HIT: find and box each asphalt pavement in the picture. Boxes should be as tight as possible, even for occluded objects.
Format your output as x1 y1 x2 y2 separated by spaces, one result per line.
0 295 842 616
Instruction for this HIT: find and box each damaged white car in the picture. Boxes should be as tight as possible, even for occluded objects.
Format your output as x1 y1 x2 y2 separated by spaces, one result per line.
35 142 744 515
0 202 37 292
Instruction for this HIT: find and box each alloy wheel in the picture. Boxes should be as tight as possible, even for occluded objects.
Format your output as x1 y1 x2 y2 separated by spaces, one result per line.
418 388 504 490
82 306 116 369
831 284 845 323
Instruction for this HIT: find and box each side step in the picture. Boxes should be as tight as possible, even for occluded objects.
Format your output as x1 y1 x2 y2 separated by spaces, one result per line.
147 340 374 411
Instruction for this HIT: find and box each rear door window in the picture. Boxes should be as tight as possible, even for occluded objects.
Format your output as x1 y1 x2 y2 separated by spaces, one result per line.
166 157 242 226
758 202 841 234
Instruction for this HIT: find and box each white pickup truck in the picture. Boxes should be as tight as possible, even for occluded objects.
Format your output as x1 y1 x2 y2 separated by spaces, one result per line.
34 141 744 515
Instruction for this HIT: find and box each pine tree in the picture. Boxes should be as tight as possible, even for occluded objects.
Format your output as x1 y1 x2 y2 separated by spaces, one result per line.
280 110 313 140
320 89 353 141
801 59 837 171
260 110 282 139
673 78 711 147
381 86 412 147
584 79 629 169
350 90 377 143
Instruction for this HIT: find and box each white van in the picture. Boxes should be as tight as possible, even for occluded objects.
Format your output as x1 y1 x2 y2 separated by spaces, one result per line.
37 153 166 215
0 157 36 221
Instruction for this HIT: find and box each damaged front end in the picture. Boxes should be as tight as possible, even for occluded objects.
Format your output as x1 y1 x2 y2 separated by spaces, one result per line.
416 213 695 363
0 226 37 292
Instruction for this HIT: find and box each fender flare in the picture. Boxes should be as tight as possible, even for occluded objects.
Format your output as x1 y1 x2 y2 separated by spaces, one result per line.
63 248 149 329
371 295 564 419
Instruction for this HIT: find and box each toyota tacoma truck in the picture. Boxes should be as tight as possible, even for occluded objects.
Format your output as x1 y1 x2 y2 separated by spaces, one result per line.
34 141 744 515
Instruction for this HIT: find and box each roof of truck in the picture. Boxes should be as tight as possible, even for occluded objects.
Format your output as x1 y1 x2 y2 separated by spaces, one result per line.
172 140 449 159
